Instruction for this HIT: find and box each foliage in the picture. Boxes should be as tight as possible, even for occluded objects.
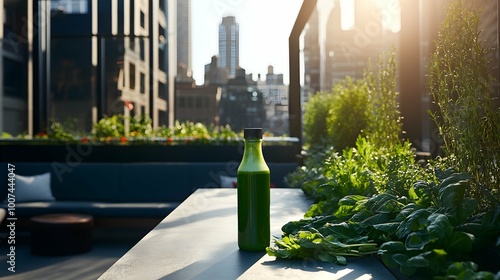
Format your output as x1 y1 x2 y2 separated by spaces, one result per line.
303 51 401 151
92 114 153 139
365 51 402 148
273 5 500 275
48 122 79 143
154 121 239 141
1 132 13 138
428 0 500 203
0 115 248 145
268 170 500 277
303 90 336 147
287 136 431 218
325 77 370 151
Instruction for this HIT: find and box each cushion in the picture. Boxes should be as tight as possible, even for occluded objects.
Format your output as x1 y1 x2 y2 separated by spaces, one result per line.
4 173 55 203
220 175 238 188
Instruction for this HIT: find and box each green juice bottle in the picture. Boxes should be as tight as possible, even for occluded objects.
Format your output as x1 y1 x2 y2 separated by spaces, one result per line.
237 128 270 251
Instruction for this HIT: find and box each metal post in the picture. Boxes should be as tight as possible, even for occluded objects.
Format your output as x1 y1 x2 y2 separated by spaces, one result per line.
399 0 421 147
289 0 317 144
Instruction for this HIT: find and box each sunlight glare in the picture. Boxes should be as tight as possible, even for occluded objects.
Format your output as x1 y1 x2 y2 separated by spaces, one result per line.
340 0 354 30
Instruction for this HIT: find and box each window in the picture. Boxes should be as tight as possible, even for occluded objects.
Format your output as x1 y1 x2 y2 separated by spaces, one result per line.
158 82 166 100
139 38 145 61
179 97 186 108
196 97 202 108
129 63 136 89
140 11 145 28
140 73 145 93
50 0 88 14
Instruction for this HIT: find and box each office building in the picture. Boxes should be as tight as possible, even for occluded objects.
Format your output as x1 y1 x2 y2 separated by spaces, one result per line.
0 0 177 135
218 16 239 78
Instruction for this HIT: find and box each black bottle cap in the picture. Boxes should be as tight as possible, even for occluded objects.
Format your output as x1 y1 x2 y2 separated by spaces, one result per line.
244 128 262 139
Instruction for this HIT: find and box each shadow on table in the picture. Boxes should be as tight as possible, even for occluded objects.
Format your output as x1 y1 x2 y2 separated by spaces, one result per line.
159 250 265 280
256 256 396 280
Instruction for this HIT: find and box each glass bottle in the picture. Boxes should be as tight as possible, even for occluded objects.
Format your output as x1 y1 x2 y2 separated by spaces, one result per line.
237 128 270 251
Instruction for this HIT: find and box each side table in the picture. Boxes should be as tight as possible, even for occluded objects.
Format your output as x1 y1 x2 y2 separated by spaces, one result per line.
30 213 94 256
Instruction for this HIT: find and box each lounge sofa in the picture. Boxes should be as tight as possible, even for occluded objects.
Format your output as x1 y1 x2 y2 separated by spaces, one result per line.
0 161 298 226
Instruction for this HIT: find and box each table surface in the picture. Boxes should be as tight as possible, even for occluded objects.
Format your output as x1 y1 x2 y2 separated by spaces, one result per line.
99 188 396 280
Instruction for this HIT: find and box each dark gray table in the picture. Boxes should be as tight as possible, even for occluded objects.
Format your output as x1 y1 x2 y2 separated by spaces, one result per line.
99 189 396 279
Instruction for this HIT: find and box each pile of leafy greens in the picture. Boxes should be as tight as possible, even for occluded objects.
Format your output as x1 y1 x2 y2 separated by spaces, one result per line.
268 151 500 278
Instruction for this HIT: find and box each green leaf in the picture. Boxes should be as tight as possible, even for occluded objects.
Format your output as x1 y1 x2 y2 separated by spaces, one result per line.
409 181 434 207
439 182 465 205
359 213 389 228
406 254 430 267
319 222 357 243
438 173 471 190
392 253 409 266
395 208 431 239
427 213 453 241
445 231 474 253
380 241 406 252
405 232 430 250
423 249 448 274
373 222 400 234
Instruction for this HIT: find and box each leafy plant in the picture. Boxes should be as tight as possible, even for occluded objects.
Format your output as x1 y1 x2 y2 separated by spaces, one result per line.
268 170 500 277
293 136 430 218
428 0 500 204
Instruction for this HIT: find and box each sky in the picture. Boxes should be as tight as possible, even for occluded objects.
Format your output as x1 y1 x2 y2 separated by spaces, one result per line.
191 0 303 85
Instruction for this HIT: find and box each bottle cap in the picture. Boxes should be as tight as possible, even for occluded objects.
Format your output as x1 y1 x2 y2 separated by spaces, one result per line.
244 128 262 139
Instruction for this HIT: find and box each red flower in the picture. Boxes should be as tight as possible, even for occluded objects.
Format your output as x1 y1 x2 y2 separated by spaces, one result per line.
167 137 173 144
81 137 89 143
120 136 127 143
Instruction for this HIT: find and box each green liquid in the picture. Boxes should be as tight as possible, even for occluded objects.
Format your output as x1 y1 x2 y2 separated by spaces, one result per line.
237 170 270 251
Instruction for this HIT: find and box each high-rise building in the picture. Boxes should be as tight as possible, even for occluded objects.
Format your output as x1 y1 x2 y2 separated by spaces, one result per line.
177 0 193 82
0 0 177 135
218 16 239 78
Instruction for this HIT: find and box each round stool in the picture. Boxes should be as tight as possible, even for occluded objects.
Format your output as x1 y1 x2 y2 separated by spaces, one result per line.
30 213 94 256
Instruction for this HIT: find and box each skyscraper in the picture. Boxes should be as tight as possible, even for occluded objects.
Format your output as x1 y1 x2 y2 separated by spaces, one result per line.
177 0 192 81
218 16 239 78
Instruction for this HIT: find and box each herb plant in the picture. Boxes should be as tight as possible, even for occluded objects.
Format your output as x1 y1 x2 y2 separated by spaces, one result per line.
428 0 500 205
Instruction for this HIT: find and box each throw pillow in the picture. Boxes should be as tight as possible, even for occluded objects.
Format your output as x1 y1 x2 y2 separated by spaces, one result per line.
220 175 238 188
4 172 55 203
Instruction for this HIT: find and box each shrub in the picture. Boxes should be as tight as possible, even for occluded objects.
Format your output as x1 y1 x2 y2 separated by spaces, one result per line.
326 77 370 151
303 51 401 151
303 90 336 147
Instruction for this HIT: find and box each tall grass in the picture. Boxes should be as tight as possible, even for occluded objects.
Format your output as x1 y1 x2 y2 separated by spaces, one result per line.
428 0 500 205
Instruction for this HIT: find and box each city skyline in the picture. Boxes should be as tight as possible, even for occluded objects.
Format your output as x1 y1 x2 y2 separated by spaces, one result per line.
191 0 302 85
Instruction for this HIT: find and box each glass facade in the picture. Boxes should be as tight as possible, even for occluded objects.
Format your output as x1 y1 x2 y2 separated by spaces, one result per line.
0 0 174 135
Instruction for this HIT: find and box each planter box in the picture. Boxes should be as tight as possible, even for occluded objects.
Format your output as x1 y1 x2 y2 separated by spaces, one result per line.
0 142 301 163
